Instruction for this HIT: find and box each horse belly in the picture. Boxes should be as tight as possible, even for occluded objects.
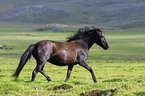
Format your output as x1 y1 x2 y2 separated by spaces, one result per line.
48 52 76 66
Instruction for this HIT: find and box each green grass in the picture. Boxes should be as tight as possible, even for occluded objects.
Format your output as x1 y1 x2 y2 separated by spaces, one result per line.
0 27 145 95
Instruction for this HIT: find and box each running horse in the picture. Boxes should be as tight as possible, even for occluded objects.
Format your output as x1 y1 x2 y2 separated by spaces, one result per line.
13 26 109 83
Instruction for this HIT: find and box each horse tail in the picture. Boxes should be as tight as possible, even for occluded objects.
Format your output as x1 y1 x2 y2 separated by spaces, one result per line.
13 44 35 80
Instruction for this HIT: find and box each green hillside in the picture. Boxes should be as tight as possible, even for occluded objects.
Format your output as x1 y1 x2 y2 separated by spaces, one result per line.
0 0 145 29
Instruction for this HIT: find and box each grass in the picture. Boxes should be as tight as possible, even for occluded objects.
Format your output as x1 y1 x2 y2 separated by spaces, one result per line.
0 27 145 95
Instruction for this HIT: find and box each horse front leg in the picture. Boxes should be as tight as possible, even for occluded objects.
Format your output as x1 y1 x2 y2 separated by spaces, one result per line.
65 65 74 82
79 60 97 83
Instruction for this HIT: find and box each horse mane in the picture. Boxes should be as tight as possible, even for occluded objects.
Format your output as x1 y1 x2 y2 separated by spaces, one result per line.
66 27 102 42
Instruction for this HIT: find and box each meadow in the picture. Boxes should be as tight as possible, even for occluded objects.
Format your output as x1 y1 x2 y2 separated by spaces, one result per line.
0 27 145 96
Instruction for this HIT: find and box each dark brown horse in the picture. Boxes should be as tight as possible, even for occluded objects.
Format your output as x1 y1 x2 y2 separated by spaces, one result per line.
13 27 109 83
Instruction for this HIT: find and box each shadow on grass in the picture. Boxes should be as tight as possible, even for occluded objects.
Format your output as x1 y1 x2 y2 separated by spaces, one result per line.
134 92 145 96
103 78 128 83
80 88 119 96
52 84 74 90
25 81 33 83
47 84 75 94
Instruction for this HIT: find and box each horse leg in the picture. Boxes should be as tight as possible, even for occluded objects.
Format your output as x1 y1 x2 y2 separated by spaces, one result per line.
31 64 41 81
79 60 97 83
39 65 51 82
65 65 74 82
31 60 52 82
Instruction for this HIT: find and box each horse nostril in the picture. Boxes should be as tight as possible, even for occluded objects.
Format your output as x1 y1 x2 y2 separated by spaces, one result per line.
104 44 109 50
104 48 108 50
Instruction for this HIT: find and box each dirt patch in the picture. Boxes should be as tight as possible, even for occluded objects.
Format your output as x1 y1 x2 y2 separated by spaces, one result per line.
80 88 119 96
53 84 74 90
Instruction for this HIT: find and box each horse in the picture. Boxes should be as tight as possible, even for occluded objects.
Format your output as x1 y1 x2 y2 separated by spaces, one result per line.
13 26 109 83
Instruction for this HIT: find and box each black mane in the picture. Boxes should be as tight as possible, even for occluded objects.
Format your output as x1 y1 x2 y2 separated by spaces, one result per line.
66 27 102 42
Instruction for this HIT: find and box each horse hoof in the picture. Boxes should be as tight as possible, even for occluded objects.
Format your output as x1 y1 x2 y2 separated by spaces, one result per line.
94 80 98 83
47 79 52 82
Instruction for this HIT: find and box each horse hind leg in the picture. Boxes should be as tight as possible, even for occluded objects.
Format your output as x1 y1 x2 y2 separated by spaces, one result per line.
31 60 43 81
31 44 52 82
65 65 74 82
31 60 51 82
40 64 51 82
31 64 39 81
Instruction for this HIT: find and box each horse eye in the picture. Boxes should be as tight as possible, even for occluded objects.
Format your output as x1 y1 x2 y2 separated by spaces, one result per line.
97 32 104 37
101 37 105 42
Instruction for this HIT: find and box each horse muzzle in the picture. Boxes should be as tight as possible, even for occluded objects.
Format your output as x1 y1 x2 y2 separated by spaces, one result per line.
103 44 109 50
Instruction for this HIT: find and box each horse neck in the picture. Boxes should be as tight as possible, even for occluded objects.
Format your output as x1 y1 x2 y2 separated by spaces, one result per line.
77 36 95 50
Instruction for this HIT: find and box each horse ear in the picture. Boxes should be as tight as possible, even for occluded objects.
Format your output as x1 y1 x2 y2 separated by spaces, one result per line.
100 28 103 32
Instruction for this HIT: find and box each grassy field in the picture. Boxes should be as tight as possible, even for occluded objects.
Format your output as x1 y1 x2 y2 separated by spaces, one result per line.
0 27 145 96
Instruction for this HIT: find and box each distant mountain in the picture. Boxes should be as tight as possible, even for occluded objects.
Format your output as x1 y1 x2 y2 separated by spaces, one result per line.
0 0 145 29
0 5 73 24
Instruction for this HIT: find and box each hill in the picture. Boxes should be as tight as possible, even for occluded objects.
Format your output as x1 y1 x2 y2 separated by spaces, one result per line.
0 0 145 29
0 5 73 24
